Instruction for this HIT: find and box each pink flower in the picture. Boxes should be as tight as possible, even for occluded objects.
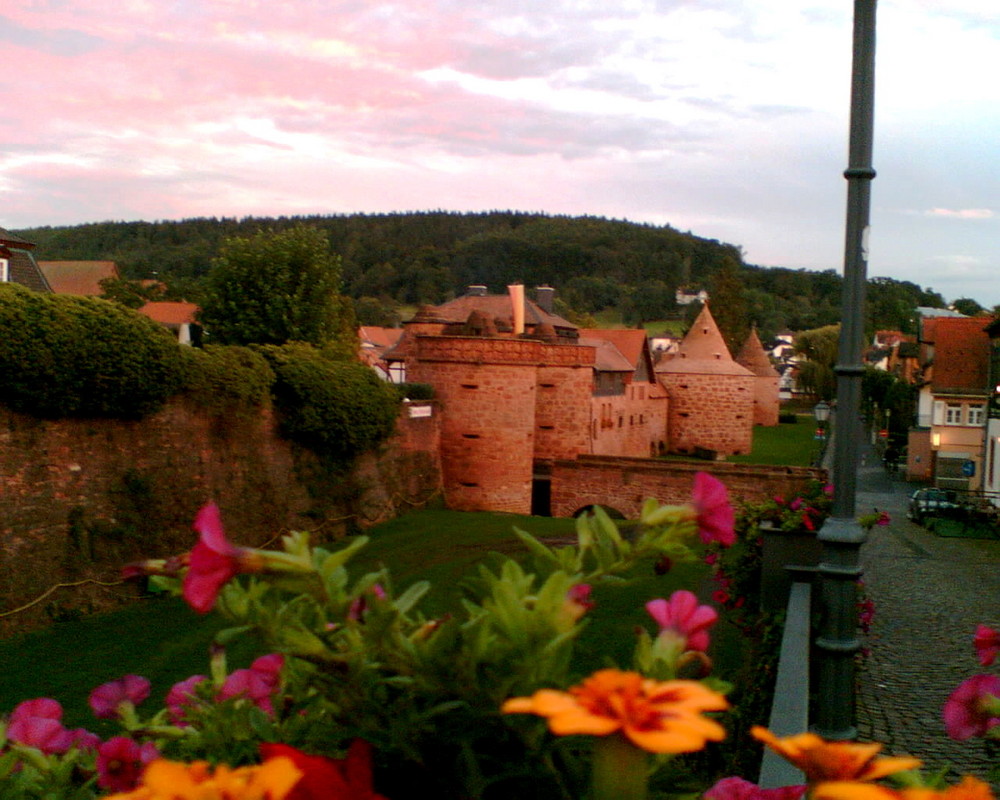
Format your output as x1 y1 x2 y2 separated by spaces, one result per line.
348 583 388 621
712 589 731 606
646 590 718 652
89 674 151 719
557 583 595 628
974 625 1000 667
165 675 207 725
704 553 719 566
6 699 73 754
96 736 159 792
218 653 284 715
705 776 806 800
943 674 1000 740
183 502 264 614
789 498 803 511
66 728 101 753
692 472 735 547
876 511 891 526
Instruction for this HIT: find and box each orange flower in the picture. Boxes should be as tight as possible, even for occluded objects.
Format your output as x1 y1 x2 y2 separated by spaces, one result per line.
502 668 728 753
751 727 921 783
812 775 995 800
103 757 302 800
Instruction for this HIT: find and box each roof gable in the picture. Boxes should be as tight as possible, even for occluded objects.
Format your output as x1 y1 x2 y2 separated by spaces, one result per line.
37 261 120 296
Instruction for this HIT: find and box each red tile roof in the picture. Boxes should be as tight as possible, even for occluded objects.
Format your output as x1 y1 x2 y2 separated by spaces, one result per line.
930 317 991 393
577 328 647 369
136 301 199 326
37 261 119 295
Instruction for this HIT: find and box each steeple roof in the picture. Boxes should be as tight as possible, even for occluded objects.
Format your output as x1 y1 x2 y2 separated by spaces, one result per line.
736 327 779 377
658 304 753 376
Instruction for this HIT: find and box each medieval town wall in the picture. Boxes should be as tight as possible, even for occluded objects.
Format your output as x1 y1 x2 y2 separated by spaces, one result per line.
550 455 826 518
662 373 755 455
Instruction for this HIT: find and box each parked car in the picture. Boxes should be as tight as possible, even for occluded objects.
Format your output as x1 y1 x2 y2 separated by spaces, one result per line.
907 488 960 524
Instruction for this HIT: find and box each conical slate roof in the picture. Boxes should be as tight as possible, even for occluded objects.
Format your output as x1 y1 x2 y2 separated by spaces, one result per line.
736 327 779 377
658 304 753 376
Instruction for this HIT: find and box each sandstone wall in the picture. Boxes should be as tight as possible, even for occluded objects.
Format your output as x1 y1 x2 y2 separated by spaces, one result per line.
0 400 442 636
663 373 755 455
550 455 826 518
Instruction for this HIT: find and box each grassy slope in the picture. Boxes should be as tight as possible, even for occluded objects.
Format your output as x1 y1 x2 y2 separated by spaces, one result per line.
0 510 714 730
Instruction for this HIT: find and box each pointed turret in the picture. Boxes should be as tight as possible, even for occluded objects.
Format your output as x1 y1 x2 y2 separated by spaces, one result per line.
736 327 779 378
737 327 780 427
659 304 752 376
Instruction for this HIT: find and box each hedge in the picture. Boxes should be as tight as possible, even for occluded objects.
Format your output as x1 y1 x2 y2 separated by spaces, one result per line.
257 343 401 460
0 284 187 419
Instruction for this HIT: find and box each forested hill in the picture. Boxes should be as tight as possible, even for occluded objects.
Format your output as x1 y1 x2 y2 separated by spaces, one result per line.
15 211 944 337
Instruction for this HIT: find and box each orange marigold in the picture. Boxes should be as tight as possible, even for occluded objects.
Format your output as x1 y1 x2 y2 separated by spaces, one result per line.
103 756 302 800
751 727 921 783
502 668 728 753
812 775 995 800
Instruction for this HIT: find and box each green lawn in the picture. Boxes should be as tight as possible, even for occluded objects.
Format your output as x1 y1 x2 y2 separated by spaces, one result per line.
0 509 720 730
727 414 822 467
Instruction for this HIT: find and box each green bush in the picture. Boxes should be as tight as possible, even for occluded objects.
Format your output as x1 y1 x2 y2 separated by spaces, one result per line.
180 345 275 413
257 343 401 459
0 284 186 419
396 382 435 400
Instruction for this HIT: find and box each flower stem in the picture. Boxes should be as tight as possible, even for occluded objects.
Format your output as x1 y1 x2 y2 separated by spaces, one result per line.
591 732 648 800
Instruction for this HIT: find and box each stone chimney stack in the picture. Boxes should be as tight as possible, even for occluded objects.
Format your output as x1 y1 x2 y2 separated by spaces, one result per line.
535 285 555 313
508 284 525 335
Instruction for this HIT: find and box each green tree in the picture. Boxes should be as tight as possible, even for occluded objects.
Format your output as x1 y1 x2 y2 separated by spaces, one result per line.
197 224 355 350
951 297 985 316
708 256 749 355
794 324 840 401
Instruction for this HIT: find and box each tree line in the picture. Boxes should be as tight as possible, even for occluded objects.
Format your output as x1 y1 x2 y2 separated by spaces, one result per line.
16 211 963 344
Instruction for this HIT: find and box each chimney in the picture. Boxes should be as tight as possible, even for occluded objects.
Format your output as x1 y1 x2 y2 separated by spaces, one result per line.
508 284 525 335
467 285 488 297
535 285 555 314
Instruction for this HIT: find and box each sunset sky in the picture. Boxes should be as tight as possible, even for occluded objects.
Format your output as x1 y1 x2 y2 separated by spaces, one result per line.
2 1 998 305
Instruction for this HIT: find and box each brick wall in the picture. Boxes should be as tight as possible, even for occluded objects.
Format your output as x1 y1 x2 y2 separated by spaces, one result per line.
663 373 755 455
550 455 826 518
0 401 441 636
752 376 781 426
591 383 669 458
407 336 542 513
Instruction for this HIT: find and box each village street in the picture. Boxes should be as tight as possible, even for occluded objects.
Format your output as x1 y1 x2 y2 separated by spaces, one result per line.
852 441 1000 783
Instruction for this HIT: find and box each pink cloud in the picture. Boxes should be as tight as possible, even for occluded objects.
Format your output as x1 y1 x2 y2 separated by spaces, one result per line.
926 208 994 219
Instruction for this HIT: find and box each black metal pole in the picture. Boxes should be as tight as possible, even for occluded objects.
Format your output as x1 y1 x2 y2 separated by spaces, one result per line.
813 0 877 741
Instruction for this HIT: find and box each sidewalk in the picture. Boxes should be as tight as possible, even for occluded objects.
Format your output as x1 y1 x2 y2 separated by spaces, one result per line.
850 440 1000 782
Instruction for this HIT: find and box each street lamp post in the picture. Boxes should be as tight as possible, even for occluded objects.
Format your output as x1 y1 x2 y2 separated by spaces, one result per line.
813 0 878 741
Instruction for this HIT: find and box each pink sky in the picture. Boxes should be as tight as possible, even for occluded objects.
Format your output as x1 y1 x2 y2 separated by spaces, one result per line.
3 0 999 305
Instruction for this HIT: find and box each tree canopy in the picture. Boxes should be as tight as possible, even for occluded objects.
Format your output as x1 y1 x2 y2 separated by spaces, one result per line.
197 224 355 351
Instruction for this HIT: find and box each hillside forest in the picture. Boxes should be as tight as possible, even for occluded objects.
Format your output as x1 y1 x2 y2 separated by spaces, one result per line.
16 211 970 343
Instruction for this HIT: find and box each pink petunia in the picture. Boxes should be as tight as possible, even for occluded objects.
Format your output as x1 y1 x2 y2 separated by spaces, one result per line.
942 674 1000 740
561 584 595 626
347 584 389 622
217 653 285 716
647 590 719 652
973 625 1000 667
705 776 806 800
183 503 264 614
66 727 101 753
6 699 74 755
692 473 735 546
96 736 159 792
165 675 207 725
89 674 151 719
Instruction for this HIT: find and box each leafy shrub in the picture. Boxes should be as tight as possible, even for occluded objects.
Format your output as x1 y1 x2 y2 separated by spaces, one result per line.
0 284 186 418
180 345 275 412
396 382 435 400
257 343 401 459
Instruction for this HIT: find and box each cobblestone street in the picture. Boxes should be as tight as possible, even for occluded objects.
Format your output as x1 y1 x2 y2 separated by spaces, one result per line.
852 442 1000 783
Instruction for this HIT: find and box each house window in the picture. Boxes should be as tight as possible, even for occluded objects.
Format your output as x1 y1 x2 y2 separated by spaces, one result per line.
968 404 985 426
0 258 8 282
945 404 963 425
